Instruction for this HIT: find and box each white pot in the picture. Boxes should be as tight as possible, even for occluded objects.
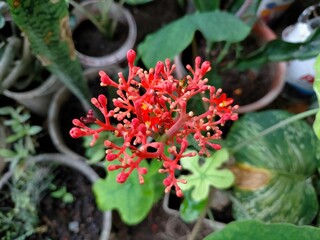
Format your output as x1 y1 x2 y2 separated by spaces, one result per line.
3 74 62 116
71 1 137 68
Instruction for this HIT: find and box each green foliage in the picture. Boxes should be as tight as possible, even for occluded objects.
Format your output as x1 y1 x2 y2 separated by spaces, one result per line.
236 28 320 70
179 189 208 222
178 149 234 202
138 10 250 67
0 163 53 239
204 220 320 240
50 184 74 204
7 0 90 103
0 106 41 168
83 129 123 164
93 159 164 225
192 0 219 12
226 110 319 224
313 54 320 139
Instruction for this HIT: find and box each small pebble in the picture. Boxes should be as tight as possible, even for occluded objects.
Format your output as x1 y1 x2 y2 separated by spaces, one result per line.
68 221 80 233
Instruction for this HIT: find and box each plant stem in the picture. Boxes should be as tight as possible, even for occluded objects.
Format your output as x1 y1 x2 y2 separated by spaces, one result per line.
215 42 231 64
188 188 214 240
69 0 109 37
231 108 320 154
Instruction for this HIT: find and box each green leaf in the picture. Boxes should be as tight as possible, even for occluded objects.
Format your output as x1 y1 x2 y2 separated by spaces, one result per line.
178 149 234 201
7 132 26 143
0 148 16 158
138 15 195 67
62 193 74 203
0 106 14 115
313 54 320 139
28 126 42 136
93 161 155 225
194 11 250 43
236 28 320 70
204 220 320 240
179 189 208 222
51 186 67 198
83 130 123 164
226 110 319 224
138 11 250 68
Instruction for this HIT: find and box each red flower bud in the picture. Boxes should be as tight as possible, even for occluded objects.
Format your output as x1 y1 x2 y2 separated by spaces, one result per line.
127 49 136 67
106 153 118 161
69 128 86 138
117 172 129 183
163 177 172 186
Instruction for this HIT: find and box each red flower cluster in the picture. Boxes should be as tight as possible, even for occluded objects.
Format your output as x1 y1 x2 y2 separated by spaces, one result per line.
70 50 238 197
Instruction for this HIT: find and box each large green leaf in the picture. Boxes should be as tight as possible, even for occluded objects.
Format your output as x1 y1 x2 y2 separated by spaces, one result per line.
178 149 234 202
194 11 250 43
93 160 163 225
204 220 320 240
138 15 195 67
226 110 318 224
7 0 90 103
236 28 320 70
138 11 250 68
313 54 320 139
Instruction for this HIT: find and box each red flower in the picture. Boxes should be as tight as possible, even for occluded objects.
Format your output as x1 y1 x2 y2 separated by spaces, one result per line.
69 50 238 197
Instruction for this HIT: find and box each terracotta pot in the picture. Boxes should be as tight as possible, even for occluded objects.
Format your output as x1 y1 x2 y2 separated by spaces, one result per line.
71 0 137 68
0 153 112 240
3 74 63 116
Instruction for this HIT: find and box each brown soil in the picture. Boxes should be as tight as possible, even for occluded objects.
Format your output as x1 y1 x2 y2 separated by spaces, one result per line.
28 166 103 240
73 20 128 57
221 64 272 106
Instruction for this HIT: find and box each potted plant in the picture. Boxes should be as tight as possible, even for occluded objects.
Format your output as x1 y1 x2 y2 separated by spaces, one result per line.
0 105 112 239
69 0 152 68
5 0 91 111
65 45 320 239
137 0 320 113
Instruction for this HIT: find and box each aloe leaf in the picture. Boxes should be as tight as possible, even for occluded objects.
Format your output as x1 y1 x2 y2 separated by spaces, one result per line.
226 110 319 224
204 220 320 240
7 0 90 103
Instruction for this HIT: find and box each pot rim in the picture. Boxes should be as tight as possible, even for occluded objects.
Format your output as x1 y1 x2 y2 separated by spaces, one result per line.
71 0 137 67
